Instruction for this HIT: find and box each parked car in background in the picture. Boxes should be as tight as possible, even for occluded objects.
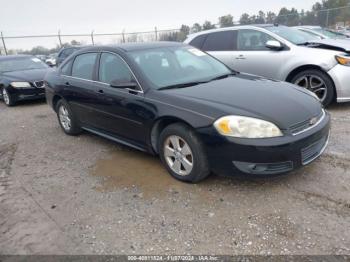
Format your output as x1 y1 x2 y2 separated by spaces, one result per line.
35 54 48 62
185 24 350 106
0 55 51 106
45 53 57 67
294 26 349 40
337 28 350 37
56 46 82 66
45 43 330 183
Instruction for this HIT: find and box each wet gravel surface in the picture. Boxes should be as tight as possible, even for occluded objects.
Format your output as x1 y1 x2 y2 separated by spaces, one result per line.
0 100 349 255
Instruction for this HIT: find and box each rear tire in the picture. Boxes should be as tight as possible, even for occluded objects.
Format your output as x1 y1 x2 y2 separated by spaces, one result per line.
1 88 15 106
159 123 210 183
290 69 335 106
56 100 82 135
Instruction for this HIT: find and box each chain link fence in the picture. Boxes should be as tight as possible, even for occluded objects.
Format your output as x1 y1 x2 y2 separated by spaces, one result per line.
1 5 349 56
0 28 182 56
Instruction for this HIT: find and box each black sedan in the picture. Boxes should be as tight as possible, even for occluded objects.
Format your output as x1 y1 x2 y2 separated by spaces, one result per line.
45 42 330 182
0 55 51 106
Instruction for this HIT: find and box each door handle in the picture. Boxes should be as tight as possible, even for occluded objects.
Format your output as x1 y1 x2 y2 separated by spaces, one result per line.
235 55 246 60
96 89 104 94
65 82 71 86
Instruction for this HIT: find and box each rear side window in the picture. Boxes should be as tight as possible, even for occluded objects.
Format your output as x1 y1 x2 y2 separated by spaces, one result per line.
202 31 237 51
60 48 77 58
71 53 98 80
61 60 72 75
189 34 207 49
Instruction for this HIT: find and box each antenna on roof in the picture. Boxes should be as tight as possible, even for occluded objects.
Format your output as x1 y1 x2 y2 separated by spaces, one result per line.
274 23 279 27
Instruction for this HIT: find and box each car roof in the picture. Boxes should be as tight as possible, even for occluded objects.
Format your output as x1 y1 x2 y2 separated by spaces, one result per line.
294 25 322 29
76 41 185 53
186 24 280 39
0 54 33 61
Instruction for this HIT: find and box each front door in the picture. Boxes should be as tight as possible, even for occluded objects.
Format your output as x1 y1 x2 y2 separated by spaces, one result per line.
92 52 149 147
232 29 291 80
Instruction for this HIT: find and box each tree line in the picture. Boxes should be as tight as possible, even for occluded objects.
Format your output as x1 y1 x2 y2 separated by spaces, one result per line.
160 0 350 41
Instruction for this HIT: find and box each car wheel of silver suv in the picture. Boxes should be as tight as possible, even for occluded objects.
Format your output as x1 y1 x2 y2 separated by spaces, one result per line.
291 69 335 106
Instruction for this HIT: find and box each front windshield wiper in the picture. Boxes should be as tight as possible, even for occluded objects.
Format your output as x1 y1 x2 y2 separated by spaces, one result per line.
158 81 208 90
297 42 320 46
208 72 237 82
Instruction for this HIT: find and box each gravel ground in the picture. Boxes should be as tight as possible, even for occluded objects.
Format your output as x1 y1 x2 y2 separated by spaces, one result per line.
0 100 349 255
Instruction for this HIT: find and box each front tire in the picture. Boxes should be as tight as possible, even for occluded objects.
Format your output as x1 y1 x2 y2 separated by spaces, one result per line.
56 100 82 135
290 69 335 106
1 88 15 106
159 123 210 183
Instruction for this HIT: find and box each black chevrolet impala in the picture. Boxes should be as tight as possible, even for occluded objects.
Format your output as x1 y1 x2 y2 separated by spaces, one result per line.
0 55 51 106
45 42 330 182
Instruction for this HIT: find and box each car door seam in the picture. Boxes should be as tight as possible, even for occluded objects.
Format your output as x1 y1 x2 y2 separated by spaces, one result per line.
69 101 143 125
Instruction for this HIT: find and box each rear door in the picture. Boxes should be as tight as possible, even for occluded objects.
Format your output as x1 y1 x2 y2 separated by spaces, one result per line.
62 52 100 126
201 30 238 69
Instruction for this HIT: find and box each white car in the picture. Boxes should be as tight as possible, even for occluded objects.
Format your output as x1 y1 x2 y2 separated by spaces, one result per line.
185 24 350 106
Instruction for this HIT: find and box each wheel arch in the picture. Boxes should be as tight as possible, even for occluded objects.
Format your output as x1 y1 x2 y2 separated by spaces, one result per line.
285 64 337 100
150 116 194 154
286 64 326 82
52 95 64 111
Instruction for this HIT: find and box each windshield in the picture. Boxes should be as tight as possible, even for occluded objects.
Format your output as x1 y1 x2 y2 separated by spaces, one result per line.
0 57 48 73
265 26 318 45
313 28 348 39
129 46 231 89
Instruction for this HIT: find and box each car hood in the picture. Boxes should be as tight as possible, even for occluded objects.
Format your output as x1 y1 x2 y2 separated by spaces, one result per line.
1 68 51 82
308 39 350 53
163 74 323 130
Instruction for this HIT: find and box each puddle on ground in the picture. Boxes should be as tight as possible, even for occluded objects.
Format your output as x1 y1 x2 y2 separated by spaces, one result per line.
92 148 192 198
90 145 285 201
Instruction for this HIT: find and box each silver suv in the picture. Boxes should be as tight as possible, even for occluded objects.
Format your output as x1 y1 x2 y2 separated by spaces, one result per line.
185 24 350 106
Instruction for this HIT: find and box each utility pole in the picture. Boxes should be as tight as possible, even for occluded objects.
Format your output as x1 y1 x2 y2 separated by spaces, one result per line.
155 27 158 41
91 30 95 45
1 32 8 55
326 9 330 28
58 30 63 47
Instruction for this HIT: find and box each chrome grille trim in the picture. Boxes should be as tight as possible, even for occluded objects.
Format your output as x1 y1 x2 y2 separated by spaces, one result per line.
292 109 326 136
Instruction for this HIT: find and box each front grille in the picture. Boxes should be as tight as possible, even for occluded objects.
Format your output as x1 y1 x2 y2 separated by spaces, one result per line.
34 81 45 88
290 110 325 135
301 135 328 165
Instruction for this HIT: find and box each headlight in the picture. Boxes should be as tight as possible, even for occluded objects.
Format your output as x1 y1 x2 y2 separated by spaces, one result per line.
335 55 350 66
11 81 31 88
214 116 283 138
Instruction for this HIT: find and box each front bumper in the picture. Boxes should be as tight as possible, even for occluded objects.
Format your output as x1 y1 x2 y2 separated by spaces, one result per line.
197 112 331 177
8 87 46 102
328 64 350 103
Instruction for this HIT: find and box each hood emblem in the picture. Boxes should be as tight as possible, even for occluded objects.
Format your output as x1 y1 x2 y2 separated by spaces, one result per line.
309 117 318 126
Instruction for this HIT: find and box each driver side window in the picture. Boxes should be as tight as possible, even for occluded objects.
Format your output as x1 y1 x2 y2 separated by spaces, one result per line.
98 53 134 85
237 29 275 51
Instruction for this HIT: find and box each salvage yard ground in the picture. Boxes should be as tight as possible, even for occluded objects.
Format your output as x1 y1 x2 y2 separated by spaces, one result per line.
0 101 349 255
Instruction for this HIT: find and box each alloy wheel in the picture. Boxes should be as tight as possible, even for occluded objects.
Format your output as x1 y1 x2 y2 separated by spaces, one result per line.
163 135 194 176
2 89 10 105
59 105 72 131
294 75 327 103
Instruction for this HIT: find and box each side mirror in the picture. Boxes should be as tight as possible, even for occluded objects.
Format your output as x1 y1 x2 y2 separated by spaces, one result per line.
110 79 138 89
266 40 283 51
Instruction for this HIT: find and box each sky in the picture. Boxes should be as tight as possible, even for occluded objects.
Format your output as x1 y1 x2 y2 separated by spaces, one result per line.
0 0 317 50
